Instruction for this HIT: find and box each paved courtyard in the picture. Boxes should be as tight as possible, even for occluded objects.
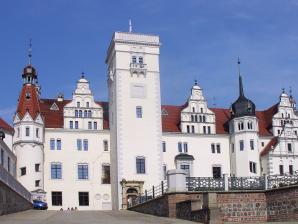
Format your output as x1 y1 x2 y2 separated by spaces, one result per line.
0 210 195 224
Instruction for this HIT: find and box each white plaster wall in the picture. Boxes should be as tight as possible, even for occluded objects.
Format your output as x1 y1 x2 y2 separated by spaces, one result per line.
162 133 230 177
0 139 16 177
44 129 111 210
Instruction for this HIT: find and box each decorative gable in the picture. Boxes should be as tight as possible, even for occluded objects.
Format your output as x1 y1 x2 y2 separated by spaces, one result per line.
50 102 59 111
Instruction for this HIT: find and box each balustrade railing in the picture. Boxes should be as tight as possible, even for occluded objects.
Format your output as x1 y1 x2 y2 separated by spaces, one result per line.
228 176 265 190
187 177 225 191
267 174 298 189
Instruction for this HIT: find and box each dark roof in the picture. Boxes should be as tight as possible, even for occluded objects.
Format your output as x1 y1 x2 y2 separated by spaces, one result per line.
175 153 195 161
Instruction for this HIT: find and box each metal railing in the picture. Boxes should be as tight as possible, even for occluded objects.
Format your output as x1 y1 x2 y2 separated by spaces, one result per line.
229 176 265 190
130 180 167 207
267 173 298 189
187 177 225 191
0 165 31 202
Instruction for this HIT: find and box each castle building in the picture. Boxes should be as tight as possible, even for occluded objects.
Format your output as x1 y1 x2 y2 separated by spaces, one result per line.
11 31 298 210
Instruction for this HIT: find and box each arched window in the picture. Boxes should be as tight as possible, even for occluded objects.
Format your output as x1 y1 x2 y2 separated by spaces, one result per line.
86 102 90 108
195 115 198 122
88 110 92 118
200 108 203 113
79 110 83 118
203 116 206 122
84 110 87 118
192 107 195 113
75 110 78 118
199 115 202 122
77 102 80 108
191 115 194 122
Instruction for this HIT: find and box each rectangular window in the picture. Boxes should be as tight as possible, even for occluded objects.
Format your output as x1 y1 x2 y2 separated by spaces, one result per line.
132 56 137 63
216 144 221 153
51 163 62 179
79 192 89 206
208 126 211 134
261 142 265 147
288 143 292 152
183 142 188 153
103 140 108 151
211 144 215 153
191 125 195 133
57 139 61 150
77 139 82 151
35 180 40 187
186 125 190 133
203 126 206 134
240 140 244 151
163 165 167 180
138 56 143 64
86 102 90 108
279 165 284 175
75 121 79 129
180 164 190 177
249 161 257 173
77 102 80 108
136 106 142 118
70 121 73 129
35 163 40 172
250 140 254 150
50 139 55 150
232 143 235 153
25 127 30 137
1 149 4 165
101 165 111 184
162 141 166 152
88 122 92 130
20 167 26 176
178 142 182 153
7 157 10 172
83 139 88 151
36 128 39 138
93 122 97 130
289 165 293 175
52 191 62 206
136 158 145 174
78 164 88 179
212 166 222 179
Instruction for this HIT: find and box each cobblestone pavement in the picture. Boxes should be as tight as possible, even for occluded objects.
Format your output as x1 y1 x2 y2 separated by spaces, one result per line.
0 210 195 224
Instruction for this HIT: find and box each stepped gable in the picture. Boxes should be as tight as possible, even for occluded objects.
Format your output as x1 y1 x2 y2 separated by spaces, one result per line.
39 99 109 129
0 118 13 133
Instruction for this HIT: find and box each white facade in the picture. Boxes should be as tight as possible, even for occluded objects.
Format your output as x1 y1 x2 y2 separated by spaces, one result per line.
11 30 298 210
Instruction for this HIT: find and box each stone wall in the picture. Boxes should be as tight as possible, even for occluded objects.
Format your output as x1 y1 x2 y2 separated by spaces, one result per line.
129 185 298 223
0 180 32 215
217 192 267 223
266 185 298 222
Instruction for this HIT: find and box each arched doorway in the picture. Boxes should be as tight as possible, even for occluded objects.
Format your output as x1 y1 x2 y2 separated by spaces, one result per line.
120 179 144 209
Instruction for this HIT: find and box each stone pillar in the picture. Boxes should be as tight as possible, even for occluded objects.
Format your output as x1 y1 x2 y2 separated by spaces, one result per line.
167 169 187 192
223 174 229 191
264 174 268 190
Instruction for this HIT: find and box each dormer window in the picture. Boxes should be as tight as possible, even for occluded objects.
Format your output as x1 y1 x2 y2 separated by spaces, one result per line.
200 108 203 113
86 102 90 108
77 102 80 108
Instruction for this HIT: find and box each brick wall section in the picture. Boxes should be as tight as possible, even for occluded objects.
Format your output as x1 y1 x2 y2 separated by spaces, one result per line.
217 192 267 223
0 181 32 215
266 186 298 222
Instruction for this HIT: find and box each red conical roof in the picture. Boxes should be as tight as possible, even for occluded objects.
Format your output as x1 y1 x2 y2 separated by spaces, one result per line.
16 84 40 120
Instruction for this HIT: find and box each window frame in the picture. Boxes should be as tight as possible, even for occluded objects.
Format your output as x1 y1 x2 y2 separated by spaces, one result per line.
51 162 62 179
78 164 89 180
136 106 143 118
136 157 146 174
52 191 62 206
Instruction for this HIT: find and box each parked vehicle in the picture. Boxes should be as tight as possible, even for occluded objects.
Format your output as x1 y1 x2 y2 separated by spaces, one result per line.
33 200 48 210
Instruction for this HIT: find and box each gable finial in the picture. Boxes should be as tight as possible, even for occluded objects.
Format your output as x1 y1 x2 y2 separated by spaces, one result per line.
28 38 32 65
194 79 198 85
237 57 244 97
129 19 132 33
289 86 292 97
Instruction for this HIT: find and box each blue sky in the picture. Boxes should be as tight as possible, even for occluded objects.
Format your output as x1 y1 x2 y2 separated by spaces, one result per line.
1 0 298 123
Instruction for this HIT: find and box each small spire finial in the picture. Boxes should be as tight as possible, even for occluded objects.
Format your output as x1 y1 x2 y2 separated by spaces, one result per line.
28 38 32 65
282 88 285 94
129 19 132 33
289 86 292 97
194 79 198 85
237 56 241 76
81 72 85 78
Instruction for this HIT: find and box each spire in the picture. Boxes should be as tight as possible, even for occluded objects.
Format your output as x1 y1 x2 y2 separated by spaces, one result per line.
238 58 244 97
129 19 132 33
28 38 32 65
